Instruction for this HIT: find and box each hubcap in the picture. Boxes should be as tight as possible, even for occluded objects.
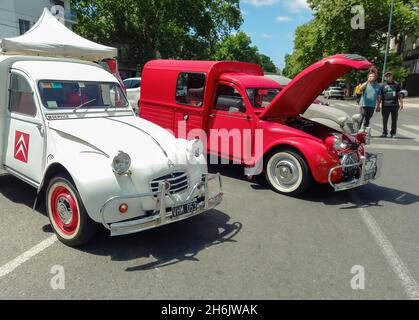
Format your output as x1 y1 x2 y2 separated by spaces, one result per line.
50 185 79 236
270 158 300 188
57 197 73 225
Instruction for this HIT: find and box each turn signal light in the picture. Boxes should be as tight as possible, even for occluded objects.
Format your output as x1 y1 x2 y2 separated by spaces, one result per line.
119 203 129 214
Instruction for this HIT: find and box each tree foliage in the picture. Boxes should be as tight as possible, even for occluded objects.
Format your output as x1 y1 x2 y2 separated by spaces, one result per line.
283 0 419 82
212 32 278 72
72 0 278 72
72 0 243 68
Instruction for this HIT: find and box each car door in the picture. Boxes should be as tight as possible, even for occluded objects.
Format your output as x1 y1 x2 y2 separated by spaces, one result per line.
4 70 46 186
173 72 206 138
207 82 255 163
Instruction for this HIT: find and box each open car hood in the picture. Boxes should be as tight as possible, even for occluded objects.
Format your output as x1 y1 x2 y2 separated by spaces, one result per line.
260 54 373 119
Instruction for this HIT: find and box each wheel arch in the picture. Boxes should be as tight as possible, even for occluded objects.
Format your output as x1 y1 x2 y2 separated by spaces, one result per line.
264 143 308 164
260 138 338 183
34 163 75 210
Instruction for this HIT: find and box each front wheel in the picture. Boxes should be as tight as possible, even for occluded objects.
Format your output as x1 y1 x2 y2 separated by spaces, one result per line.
265 150 312 196
46 174 98 247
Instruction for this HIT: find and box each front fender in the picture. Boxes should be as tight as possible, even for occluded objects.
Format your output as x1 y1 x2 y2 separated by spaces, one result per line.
261 137 341 183
44 151 140 223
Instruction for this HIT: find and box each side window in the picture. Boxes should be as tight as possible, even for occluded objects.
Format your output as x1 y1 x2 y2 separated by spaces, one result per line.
176 72 205 107
214 84 246 113
132 79 141 88
9 73 37 117
123 80 132 89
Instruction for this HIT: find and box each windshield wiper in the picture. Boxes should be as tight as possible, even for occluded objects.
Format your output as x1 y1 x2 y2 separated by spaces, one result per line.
73 98 97 111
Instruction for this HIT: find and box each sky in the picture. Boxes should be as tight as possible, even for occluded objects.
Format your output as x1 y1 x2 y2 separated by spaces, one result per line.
239 0 314 70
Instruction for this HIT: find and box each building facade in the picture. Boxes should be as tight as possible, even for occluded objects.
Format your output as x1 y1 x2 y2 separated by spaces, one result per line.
400 36 419 97
0 0 75 39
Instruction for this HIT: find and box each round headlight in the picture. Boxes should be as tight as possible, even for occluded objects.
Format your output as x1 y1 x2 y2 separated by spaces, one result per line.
331 134 348 151
187 139 204 158
112 151 131 174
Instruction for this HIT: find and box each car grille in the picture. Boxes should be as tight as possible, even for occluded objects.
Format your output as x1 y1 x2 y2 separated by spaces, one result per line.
150 171 189 195
341 152 360 178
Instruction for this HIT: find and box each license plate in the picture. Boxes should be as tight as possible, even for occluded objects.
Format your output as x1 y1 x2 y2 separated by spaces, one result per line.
365 156 377 171
172 199 198 218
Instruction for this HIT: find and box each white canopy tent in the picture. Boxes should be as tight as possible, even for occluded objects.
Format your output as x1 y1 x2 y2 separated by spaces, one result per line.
0 8 117 61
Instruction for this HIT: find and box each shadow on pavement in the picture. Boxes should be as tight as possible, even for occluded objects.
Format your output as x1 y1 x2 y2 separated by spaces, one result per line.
81 209 242 271
208 163 268 190
0 174 46 213
209 163 419 209
299 183 419 209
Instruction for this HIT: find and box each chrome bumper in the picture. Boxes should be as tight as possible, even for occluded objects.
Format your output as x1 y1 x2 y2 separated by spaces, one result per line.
100 173 223 236
328 152 383 192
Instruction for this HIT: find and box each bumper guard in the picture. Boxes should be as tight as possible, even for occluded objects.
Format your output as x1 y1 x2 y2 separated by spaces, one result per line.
100 173 223 236
328 152 383 192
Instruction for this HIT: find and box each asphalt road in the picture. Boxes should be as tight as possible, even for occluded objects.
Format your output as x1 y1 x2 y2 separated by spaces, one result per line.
1 98 419 299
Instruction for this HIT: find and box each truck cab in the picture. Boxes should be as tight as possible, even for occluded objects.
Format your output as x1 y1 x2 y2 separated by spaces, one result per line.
140 54 383 196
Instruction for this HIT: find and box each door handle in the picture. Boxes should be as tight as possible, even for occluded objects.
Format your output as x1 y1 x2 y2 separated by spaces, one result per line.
209 114 215 118
36 124 45 136
183 114 189 121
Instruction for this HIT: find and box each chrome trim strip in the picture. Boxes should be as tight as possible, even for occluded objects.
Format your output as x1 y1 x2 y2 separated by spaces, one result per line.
105 117 172 163
3 166 40 188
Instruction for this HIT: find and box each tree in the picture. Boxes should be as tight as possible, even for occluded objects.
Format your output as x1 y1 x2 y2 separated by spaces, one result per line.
71 0 243 68
283 0 419 80
212 32 278 72
259 54 278 73
212 32 260 62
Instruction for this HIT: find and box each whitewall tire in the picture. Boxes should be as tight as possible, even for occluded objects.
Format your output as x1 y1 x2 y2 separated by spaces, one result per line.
265 150 312 196
46 174 97 246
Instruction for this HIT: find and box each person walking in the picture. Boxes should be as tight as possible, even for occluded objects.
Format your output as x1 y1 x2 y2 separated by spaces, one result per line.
354 83 362 104
378 71 404 138
359 72 382 129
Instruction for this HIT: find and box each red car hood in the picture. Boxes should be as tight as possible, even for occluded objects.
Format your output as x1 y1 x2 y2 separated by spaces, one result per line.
260 54 373 119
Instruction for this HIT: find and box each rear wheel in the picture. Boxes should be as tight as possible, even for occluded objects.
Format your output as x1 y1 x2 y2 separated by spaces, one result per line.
265 149 312 196
46 174 98 247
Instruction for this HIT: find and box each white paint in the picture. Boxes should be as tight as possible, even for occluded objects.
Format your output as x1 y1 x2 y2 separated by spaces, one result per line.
350 192 419 300
367 144 419 152
403 125 419 132
0 235 57 278
371 124 419 142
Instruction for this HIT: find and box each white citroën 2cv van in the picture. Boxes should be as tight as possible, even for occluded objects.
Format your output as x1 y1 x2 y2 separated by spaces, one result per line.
0 9 222 246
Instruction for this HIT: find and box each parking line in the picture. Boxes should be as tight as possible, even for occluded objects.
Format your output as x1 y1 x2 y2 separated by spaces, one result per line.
350 192 419 300
0 235 57 278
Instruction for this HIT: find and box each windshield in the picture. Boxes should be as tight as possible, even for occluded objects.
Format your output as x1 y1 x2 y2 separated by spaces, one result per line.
38 80 129 110
246 88 281 108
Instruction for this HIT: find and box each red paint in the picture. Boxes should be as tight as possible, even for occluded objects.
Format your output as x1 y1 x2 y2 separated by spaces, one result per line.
140 54 373 184
14 131 30 163
51 186 79 236
119 203 129 214
260 55 372 118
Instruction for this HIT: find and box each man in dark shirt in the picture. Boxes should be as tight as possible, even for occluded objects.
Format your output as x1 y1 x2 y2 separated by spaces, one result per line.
378 71 404 138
